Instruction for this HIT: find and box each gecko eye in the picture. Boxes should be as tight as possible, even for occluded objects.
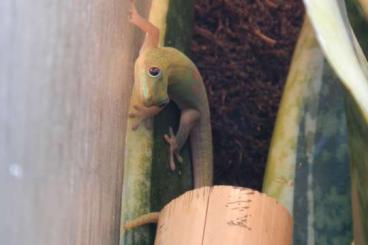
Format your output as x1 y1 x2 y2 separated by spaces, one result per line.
148 67 161 78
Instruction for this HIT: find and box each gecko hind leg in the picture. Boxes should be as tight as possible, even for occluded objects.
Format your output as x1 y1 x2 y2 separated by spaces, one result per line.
164 127 183 171
164 109 200 171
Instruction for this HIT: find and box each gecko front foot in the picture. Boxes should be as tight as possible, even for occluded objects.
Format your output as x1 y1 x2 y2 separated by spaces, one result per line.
129 104 162 130
164 127 183 171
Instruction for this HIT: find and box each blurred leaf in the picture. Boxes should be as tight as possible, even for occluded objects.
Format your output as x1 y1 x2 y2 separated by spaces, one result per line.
263 18 352 244
304 0 368 244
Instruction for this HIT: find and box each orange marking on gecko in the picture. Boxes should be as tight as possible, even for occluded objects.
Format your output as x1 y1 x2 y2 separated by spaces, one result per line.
191 82 202 98
192 68 203 82
191 68 203 97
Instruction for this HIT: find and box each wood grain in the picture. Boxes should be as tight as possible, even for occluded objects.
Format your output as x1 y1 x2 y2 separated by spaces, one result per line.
0 0 149 244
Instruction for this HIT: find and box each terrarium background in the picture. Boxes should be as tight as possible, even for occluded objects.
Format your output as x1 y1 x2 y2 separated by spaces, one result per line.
191 0 304 189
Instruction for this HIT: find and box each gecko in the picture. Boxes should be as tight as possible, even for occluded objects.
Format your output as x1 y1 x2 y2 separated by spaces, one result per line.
124 0 213 229
128 0 213 188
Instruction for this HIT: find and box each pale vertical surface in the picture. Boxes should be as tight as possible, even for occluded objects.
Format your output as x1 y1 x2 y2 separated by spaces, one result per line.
154 186 292 245
0 0 145 244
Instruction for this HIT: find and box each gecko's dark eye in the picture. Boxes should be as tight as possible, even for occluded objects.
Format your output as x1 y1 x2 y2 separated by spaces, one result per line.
148 67 161 78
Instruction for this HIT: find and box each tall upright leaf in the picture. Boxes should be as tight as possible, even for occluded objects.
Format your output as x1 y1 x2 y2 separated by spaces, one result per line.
304 0 368 244
263 18 325 212
263 18 352 244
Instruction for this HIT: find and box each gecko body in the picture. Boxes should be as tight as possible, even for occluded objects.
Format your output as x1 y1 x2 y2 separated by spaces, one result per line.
129 1 213 188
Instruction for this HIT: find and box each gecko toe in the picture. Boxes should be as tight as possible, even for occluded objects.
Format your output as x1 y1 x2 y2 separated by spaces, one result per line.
132 122 140 131
133 105 142 111
144 120 152 129
170 160 176 171
163 134 171 144
176 153 183 163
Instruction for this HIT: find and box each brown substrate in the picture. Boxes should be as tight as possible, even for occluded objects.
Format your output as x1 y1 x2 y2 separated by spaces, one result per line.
191 0 305 190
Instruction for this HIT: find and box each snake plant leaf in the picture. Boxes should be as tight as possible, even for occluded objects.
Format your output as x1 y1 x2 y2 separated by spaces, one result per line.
263 18 325 212
120 1 195 245
303 0 368 119
303 0 368 244
263 18 352 244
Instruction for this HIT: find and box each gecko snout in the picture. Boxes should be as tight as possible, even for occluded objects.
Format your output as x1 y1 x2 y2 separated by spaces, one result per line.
143 97 169 108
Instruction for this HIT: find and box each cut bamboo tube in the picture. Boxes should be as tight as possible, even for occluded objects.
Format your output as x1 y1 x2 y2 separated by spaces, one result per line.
155 186 292 245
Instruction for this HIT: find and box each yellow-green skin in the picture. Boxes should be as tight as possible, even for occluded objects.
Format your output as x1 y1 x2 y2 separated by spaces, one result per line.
135 47 213 188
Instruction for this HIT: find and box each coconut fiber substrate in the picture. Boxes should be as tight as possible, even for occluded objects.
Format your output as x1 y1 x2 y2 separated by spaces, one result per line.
191 0 305 190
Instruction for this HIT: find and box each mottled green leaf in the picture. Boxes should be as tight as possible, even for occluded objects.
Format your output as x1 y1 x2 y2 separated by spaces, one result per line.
263 18 352 244
304 0 368 244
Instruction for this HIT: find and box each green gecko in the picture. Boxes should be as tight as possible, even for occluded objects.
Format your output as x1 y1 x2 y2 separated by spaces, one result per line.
128 0 213 188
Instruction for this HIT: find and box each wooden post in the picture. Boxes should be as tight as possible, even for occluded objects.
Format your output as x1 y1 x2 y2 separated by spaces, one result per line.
155 186 292 245
0 0 149 244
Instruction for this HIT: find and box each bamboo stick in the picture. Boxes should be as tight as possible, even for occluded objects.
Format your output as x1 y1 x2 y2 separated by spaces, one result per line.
155 186 292 245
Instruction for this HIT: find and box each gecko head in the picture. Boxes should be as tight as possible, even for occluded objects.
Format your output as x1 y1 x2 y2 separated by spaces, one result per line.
135 49 170 108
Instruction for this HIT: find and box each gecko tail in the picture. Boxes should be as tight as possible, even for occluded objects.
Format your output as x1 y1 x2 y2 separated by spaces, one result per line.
123 212 160 230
